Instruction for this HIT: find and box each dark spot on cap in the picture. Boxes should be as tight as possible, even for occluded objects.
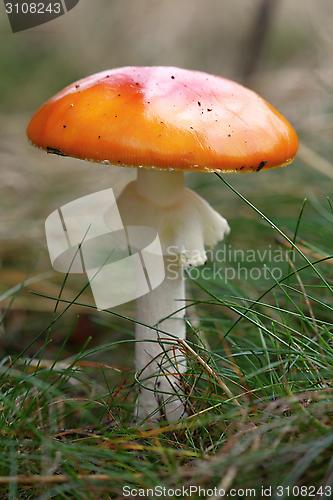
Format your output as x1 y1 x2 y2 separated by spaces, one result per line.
106 75 110 78
98 135 101 139
257 161 268 171
190 126 194 129
115 115 118 118
118 93 121 97
228 134 231 137
207 108 212 112
240 166 245 170
63 125 67 129
171 75 175 79
197 101 201 107
47 147 66 157
75 84 80 89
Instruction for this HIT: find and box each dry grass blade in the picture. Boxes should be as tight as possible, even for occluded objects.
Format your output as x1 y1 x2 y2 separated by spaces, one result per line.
18 357 123 374
178 339 240 406
275 235 333 264
0 474 112 485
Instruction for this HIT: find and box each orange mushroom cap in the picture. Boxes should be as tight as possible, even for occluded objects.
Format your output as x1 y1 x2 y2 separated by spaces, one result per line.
27 66 298 172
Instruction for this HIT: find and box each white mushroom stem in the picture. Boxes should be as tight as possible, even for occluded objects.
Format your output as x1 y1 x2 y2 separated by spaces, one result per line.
117 168 230 422
135 169 187 421
136 168 185 205
135 255 187 422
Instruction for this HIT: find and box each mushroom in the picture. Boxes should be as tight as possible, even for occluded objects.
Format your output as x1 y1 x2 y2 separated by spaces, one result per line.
27 66 298 422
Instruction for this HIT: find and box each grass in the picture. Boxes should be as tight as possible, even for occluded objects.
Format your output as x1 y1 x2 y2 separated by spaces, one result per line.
1 169 333 499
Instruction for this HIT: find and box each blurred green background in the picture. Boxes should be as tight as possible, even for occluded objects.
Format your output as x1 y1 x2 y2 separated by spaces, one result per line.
0 0 332 355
